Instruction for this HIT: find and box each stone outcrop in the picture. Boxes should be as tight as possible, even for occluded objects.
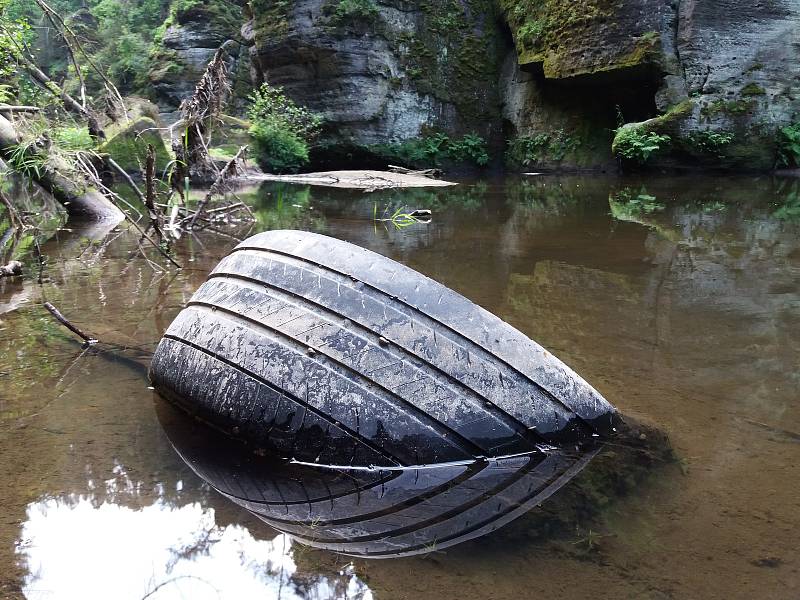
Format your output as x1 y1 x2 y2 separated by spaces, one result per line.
147 0 800 171
99 117 171 174
247 0 505 158
500 0 800 171
149 0 250 121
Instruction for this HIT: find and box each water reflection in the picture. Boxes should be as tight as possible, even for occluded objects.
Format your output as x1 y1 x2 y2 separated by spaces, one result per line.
20 496 371 600
158 400 605 558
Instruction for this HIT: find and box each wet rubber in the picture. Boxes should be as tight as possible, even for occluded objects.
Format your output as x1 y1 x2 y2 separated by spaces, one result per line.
150 230 617 467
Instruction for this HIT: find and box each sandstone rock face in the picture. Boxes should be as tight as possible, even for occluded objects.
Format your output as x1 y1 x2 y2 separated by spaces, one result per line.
499 0 676 82
147 0 799 171
500 0 800 171
248 0 504 152
149 0 250 121
657 0 800 169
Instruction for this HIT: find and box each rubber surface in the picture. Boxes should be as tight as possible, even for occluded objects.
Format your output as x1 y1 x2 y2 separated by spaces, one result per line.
150 230 617 466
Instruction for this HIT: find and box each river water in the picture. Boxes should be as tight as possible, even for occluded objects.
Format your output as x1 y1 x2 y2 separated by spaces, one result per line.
0 175 798 599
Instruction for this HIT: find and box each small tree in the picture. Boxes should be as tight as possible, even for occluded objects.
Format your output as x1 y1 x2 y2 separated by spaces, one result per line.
248 83 322 173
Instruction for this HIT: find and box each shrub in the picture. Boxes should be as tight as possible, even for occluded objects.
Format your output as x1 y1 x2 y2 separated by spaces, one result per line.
777 122 800 167
248 83 322 173
372 133 491 167
448 133 490 166
506 130 579 166
250 122 310 173
613 127 671 163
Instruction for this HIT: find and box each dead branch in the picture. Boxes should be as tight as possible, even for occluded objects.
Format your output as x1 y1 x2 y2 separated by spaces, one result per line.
144 144 163 239
44 301 98 344
0 105 41 113
106 156 147 205
0 114 122 220
0 21 105 139
173 42 234 182
187 145 248 229
0 188 25 230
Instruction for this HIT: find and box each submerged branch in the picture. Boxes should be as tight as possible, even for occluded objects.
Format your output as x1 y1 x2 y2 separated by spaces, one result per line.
44 301 99 345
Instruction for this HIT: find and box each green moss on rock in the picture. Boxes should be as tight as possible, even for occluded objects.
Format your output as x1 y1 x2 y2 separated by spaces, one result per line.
251 0 292 43
740 82 766 97
100 117 171 174
499 0 666 80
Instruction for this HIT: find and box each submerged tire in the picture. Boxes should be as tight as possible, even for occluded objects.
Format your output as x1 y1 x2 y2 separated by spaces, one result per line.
150 230 617 467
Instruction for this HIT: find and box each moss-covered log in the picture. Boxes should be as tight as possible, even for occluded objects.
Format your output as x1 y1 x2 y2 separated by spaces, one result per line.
0 114 123 222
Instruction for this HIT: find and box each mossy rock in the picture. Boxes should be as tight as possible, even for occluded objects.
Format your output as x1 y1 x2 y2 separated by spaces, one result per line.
499 0 668 81
99 117 171 174
613 100 777 170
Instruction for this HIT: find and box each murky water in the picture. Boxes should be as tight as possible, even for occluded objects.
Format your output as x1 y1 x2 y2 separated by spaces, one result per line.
1 175 798 599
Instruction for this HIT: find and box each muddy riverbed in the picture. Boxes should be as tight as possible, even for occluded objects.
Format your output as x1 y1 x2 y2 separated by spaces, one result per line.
0 175 798 599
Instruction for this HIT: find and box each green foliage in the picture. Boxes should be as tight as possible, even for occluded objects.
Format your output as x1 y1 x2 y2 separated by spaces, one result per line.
612 127 670 163
248 83 322 173
53 126 94 151
0 0 31 86
0 83 13 103
777 122 800 167
372 132 491 167
89 0 171 90
6 138 47 179
250 123 310 173
517 19 544 46
688 130 734 156
507 130 580 166
328 0 379 23
447 133 490 166
740 83 766 96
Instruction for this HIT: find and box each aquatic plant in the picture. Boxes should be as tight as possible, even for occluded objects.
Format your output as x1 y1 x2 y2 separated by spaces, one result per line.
371 132 490 167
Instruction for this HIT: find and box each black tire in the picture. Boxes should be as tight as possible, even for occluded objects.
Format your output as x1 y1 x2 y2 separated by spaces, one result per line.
150 230 616 467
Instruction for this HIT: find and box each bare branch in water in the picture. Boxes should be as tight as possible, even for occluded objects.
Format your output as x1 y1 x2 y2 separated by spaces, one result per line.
44 301 99 345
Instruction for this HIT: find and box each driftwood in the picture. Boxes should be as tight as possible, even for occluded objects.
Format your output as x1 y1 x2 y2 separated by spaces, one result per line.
0 114 123 221
187 145 248 230
144 144 163 239
0 189 24 229
388 164 443 179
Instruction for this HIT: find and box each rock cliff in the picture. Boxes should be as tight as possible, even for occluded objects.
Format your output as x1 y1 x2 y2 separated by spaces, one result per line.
148 0 800 171
246 0 505 164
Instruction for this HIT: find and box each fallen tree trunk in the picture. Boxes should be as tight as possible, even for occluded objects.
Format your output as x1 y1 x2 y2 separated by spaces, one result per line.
0 114 123 222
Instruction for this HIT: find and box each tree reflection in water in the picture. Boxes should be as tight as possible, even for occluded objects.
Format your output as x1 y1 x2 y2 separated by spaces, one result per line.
19 471 372 600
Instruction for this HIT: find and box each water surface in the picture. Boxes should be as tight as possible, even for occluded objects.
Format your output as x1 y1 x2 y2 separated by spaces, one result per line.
1 175 798 599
